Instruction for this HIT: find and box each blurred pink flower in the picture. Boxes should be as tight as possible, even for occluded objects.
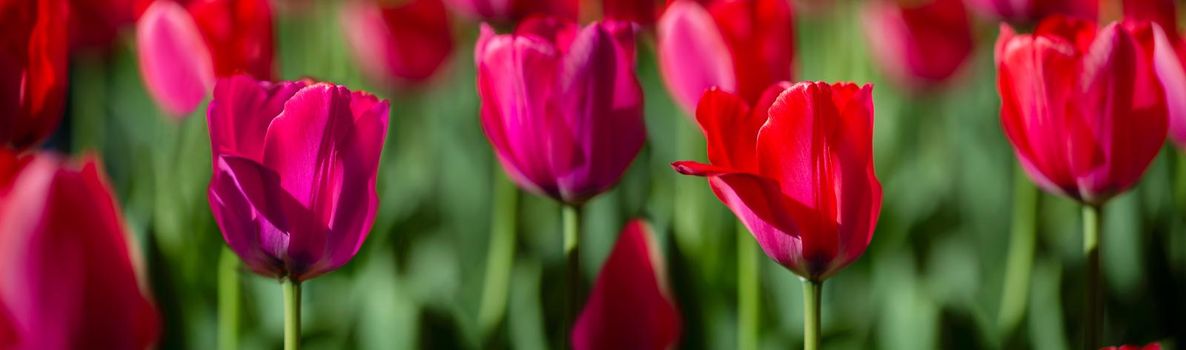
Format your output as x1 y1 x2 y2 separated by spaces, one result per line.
673 81 882 281
136 0 274 117
475 17 645 205
996 16 1167 204
863 0 974 89
341 0 454 86
206 75 389 282
0 0 69 150
0 151 160 349
657 0 795 113
1101 344 1161 350
573 220 681 350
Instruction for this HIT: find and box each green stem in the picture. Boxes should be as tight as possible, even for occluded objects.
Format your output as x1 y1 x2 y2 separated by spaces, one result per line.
218 248 240 350
997 167 1038 334
802 279 822 350
1082 204 1102 349
282 279 301 350
737 222 759 350
562 205 582 349
479 170 519 338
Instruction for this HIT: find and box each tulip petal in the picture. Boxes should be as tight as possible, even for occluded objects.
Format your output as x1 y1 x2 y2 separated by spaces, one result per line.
1151 25 1186 147
658 0 736 113
208 75 307 162
694 88 758 170
708 0 795 102
572 220 680 350
209 155 294 278
136 0 215 117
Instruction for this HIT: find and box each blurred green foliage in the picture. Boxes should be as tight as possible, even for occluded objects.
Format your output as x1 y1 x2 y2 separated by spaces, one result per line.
59 0 1186 348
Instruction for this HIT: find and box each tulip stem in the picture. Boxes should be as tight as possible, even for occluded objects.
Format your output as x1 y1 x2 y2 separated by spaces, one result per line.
562 205 582 349
479 170 519 338
282 279 301 350
1082 204 1102 349
218 248 240 350
802 278 822 350
737 222 760 350
997 167 1038 335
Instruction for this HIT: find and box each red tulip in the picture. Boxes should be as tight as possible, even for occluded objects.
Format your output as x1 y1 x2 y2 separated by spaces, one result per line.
657 0 795 113
572 220 681 350
206 75 389 282
137 0 274 117
672 81 882 281
603 0 661 26
0 0 68 150
1101 344 1161 350
475 18 645 205
341 0 454 86
863 0 974 89
0 151 159 349
1124 0 1186 149
996 16 1167 205
966 0 1096 25
67 0 138 50
445 0 576 23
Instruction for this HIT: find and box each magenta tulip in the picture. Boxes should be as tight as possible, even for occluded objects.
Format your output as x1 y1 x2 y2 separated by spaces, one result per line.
206 74 389 282
863 0 974 89
0 151 159 349
475 17 645 205
657 0 795 113
997 16 1167 205
673 81 882 281
572 220 681 350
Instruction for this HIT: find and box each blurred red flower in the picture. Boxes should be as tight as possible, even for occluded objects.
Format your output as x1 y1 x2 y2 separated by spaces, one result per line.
966 0 1096 25
0 151 159 349
604 0 662 26
136 0 274 117
863 0 974 89
657 0 795 113
996 16 1167 204
341 0 455 86
673 81 882 281
445 0 575 23
573 220 681 350
1101 343 1161 350
0 0 68 150
1124 0 1186 149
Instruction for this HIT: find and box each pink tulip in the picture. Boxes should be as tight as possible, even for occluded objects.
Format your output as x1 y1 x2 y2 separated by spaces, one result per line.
1 0 69 150
863 0 974 89
206 74 389 282
657 0 795 113
1125 0 1186 149
475 17 645 205
572 220 681 350
137 0 274 117
341 0 455 86
0 151 159 349
673 81 882 281
997 16 1168 204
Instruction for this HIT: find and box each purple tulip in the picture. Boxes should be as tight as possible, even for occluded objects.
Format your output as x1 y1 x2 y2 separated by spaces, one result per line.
475 17 645 205
206 74 389 282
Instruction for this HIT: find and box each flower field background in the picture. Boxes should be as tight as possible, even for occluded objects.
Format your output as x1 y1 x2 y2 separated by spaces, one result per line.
18 0 1186 348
